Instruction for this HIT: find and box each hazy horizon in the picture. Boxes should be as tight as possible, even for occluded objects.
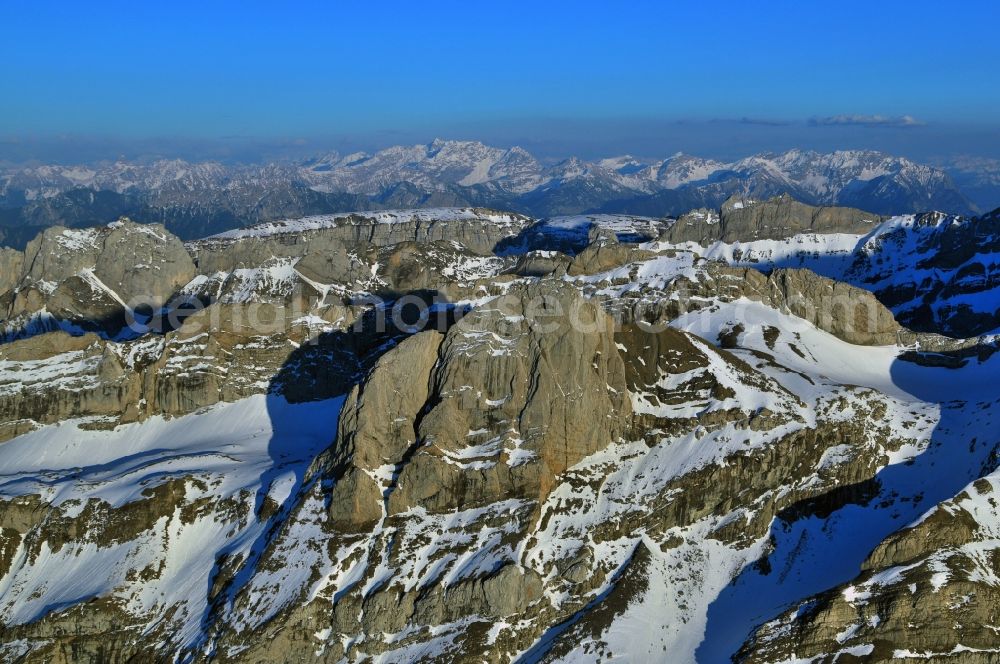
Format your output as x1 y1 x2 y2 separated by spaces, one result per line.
3 1 999 166
3 118 1000 167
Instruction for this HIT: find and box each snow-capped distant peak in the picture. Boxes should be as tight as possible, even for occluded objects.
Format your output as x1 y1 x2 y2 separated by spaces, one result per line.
0 144 979 231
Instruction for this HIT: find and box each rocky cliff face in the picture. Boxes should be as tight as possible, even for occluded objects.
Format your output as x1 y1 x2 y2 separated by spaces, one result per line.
738 467 1000 663
652 200 1000 338
188 208 530 275
0 308 350 442
0 220 197 340
1 202 1000 662
704 266 902 346
19 220 195 305
662 194 882 244
0 248 23 295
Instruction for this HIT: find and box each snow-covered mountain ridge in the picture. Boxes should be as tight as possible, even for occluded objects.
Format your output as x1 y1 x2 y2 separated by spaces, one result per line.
0 141 981 247
1 198 1000 662
651 197 1000 338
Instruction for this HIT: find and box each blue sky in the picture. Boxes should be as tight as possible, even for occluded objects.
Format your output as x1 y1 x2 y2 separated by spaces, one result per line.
2 1 998 161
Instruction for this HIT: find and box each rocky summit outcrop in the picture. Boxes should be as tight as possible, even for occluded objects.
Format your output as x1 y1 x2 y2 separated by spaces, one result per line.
662 193 882 244
1 220 197 339
320 279 631 529
575 254 903 347
396 280 630 507
566 230 653 276
20 219 196 305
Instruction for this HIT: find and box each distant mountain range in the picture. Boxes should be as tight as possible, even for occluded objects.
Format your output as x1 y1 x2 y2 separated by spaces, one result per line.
932 154 1000 211
0 139 987 247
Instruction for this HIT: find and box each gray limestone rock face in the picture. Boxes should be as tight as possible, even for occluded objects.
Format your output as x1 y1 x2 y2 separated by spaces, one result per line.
0 302 379 441
510 250 572 278
333 331 444 472
666 264 903 346
0 247 23 295
388 280 631 513
316 279 632 527
761 267 901 346
566 232 653 276
738 475 1000 664
324 331 444 528
0 332 138 439
19 220 195 306
2 220 196 337
92 222 197 305
659 207 722 244
372 240 514 294
661 194 882 245
188 209 530 275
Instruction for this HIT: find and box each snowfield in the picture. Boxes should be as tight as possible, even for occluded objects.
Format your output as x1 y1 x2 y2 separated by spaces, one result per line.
0 395 344 646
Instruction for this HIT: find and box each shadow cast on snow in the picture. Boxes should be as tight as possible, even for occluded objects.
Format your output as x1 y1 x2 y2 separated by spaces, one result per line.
197 290 466 643
696 345 1000 663
0 289 208 346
